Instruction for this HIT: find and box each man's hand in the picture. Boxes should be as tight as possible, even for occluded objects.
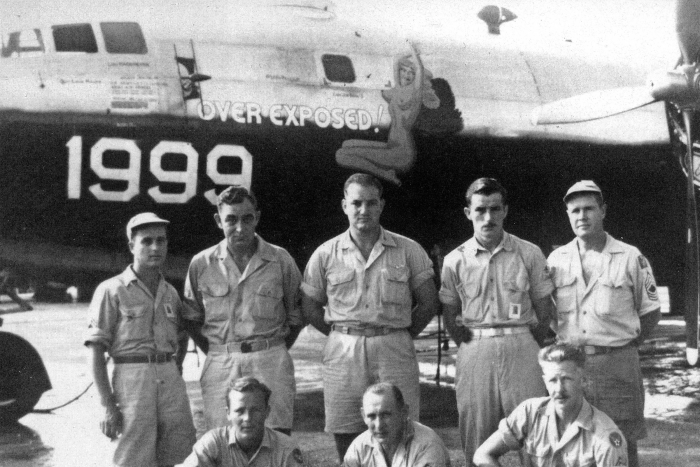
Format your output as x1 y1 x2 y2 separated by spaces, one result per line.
100 403 123 440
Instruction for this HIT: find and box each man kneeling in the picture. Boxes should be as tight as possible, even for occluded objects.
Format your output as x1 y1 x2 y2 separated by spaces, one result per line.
344 382 451 467
473 344 628 467
180 377 305 467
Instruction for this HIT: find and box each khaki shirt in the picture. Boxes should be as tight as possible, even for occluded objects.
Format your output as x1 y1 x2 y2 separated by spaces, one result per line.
183 236 302 345
498 397 628 467
548 234 660 347
344 420 451 467
302 228 434 328
181 426 305 467
439 232 554 328
84 266 181 356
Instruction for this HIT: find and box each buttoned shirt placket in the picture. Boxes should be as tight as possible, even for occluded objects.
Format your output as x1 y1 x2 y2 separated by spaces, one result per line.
347 236 386 315
131 273 166 349
572 240 613 345
474 238 508 318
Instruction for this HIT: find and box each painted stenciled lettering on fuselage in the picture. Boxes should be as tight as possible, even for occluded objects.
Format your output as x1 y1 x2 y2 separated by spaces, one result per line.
197 101 379 131
66 136 252 205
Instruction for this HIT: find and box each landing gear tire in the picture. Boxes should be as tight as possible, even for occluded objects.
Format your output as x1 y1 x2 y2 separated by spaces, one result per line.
0 331 51 424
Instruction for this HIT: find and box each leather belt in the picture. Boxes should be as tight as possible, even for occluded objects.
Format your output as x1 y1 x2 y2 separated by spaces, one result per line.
331 324 404 337
469 326 530 338
112 353 173 364
208 337 285 354
582 342 636 355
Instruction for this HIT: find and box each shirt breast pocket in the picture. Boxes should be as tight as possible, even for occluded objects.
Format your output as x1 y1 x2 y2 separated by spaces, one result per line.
327 268 356 309
553 274 577 314
504 272 530 305
456 281 481 321
199 282 229 320
253 283 284 318
524 440 551 467
381 266 411 306
568 452 595 467
596 268 633 315
118 303 149 341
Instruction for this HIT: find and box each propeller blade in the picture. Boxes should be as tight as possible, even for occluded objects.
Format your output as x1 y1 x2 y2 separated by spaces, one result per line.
532 87 656 125
683 109 700 366
676 0 700 65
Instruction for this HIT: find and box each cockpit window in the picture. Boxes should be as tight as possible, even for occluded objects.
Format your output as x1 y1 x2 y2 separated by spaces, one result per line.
53 24 98 53
1 29 45 58
321 54 355 83
100 22 147 54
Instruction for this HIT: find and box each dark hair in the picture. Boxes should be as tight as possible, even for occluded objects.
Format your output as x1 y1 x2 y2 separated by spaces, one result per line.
538 343 586 369
344 173 383 199
217 185 258 210
565 192 604 208
364 382 405 409
465 177 508 206
226 376 271 409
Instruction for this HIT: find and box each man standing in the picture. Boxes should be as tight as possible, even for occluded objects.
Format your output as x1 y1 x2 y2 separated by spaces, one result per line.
439 178 554 464
85 212 196 466
344 383 451 467
548 180 660 467
473 344 628 467
181 377 305 467
302 173 439 460
183 186 303 435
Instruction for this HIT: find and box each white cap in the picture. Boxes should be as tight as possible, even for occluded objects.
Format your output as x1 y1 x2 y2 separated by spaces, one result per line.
563 180 602 203
125 212 169 239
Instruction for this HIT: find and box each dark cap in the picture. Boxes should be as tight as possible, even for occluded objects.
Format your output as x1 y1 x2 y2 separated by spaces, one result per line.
563 180 603 203
126 212 169 239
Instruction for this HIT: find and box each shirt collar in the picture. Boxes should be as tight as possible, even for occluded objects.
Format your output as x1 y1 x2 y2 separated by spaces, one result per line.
465 231 512 255
368 418 415 454
120 265 139 284
340 227 395 250
120 265 163 287
567 232 623 255
545 397 594 432
214 235 277 262
228 426 273 450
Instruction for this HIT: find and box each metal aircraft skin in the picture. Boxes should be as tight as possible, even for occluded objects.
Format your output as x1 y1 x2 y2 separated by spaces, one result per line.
0 0 684 305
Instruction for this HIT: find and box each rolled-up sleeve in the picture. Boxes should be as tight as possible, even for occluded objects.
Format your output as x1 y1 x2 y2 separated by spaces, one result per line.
179 431 220 467
527 247 555 300
84 281 117 349
498 401 530 450
301 247 328 305
439 256 461 307
182 258 205 323
406 241 434 291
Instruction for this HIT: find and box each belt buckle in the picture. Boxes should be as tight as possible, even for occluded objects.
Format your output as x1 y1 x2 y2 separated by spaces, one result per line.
241 342 252 353
583 345 596 355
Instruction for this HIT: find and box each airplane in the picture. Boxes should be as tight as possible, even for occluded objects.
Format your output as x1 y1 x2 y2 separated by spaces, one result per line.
0 0 689 421
533 0 700 367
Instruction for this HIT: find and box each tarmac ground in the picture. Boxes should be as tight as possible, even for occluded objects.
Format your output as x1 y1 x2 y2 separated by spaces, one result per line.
1 300 700 466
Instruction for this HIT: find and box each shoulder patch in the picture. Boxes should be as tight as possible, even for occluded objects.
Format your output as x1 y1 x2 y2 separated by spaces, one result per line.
645 272 658 301
292 448 304 465
609 432 623 448
637 255 649 269
457 246 465 252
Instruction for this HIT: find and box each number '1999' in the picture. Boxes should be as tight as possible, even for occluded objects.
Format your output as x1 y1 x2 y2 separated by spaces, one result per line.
66 136 252 205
